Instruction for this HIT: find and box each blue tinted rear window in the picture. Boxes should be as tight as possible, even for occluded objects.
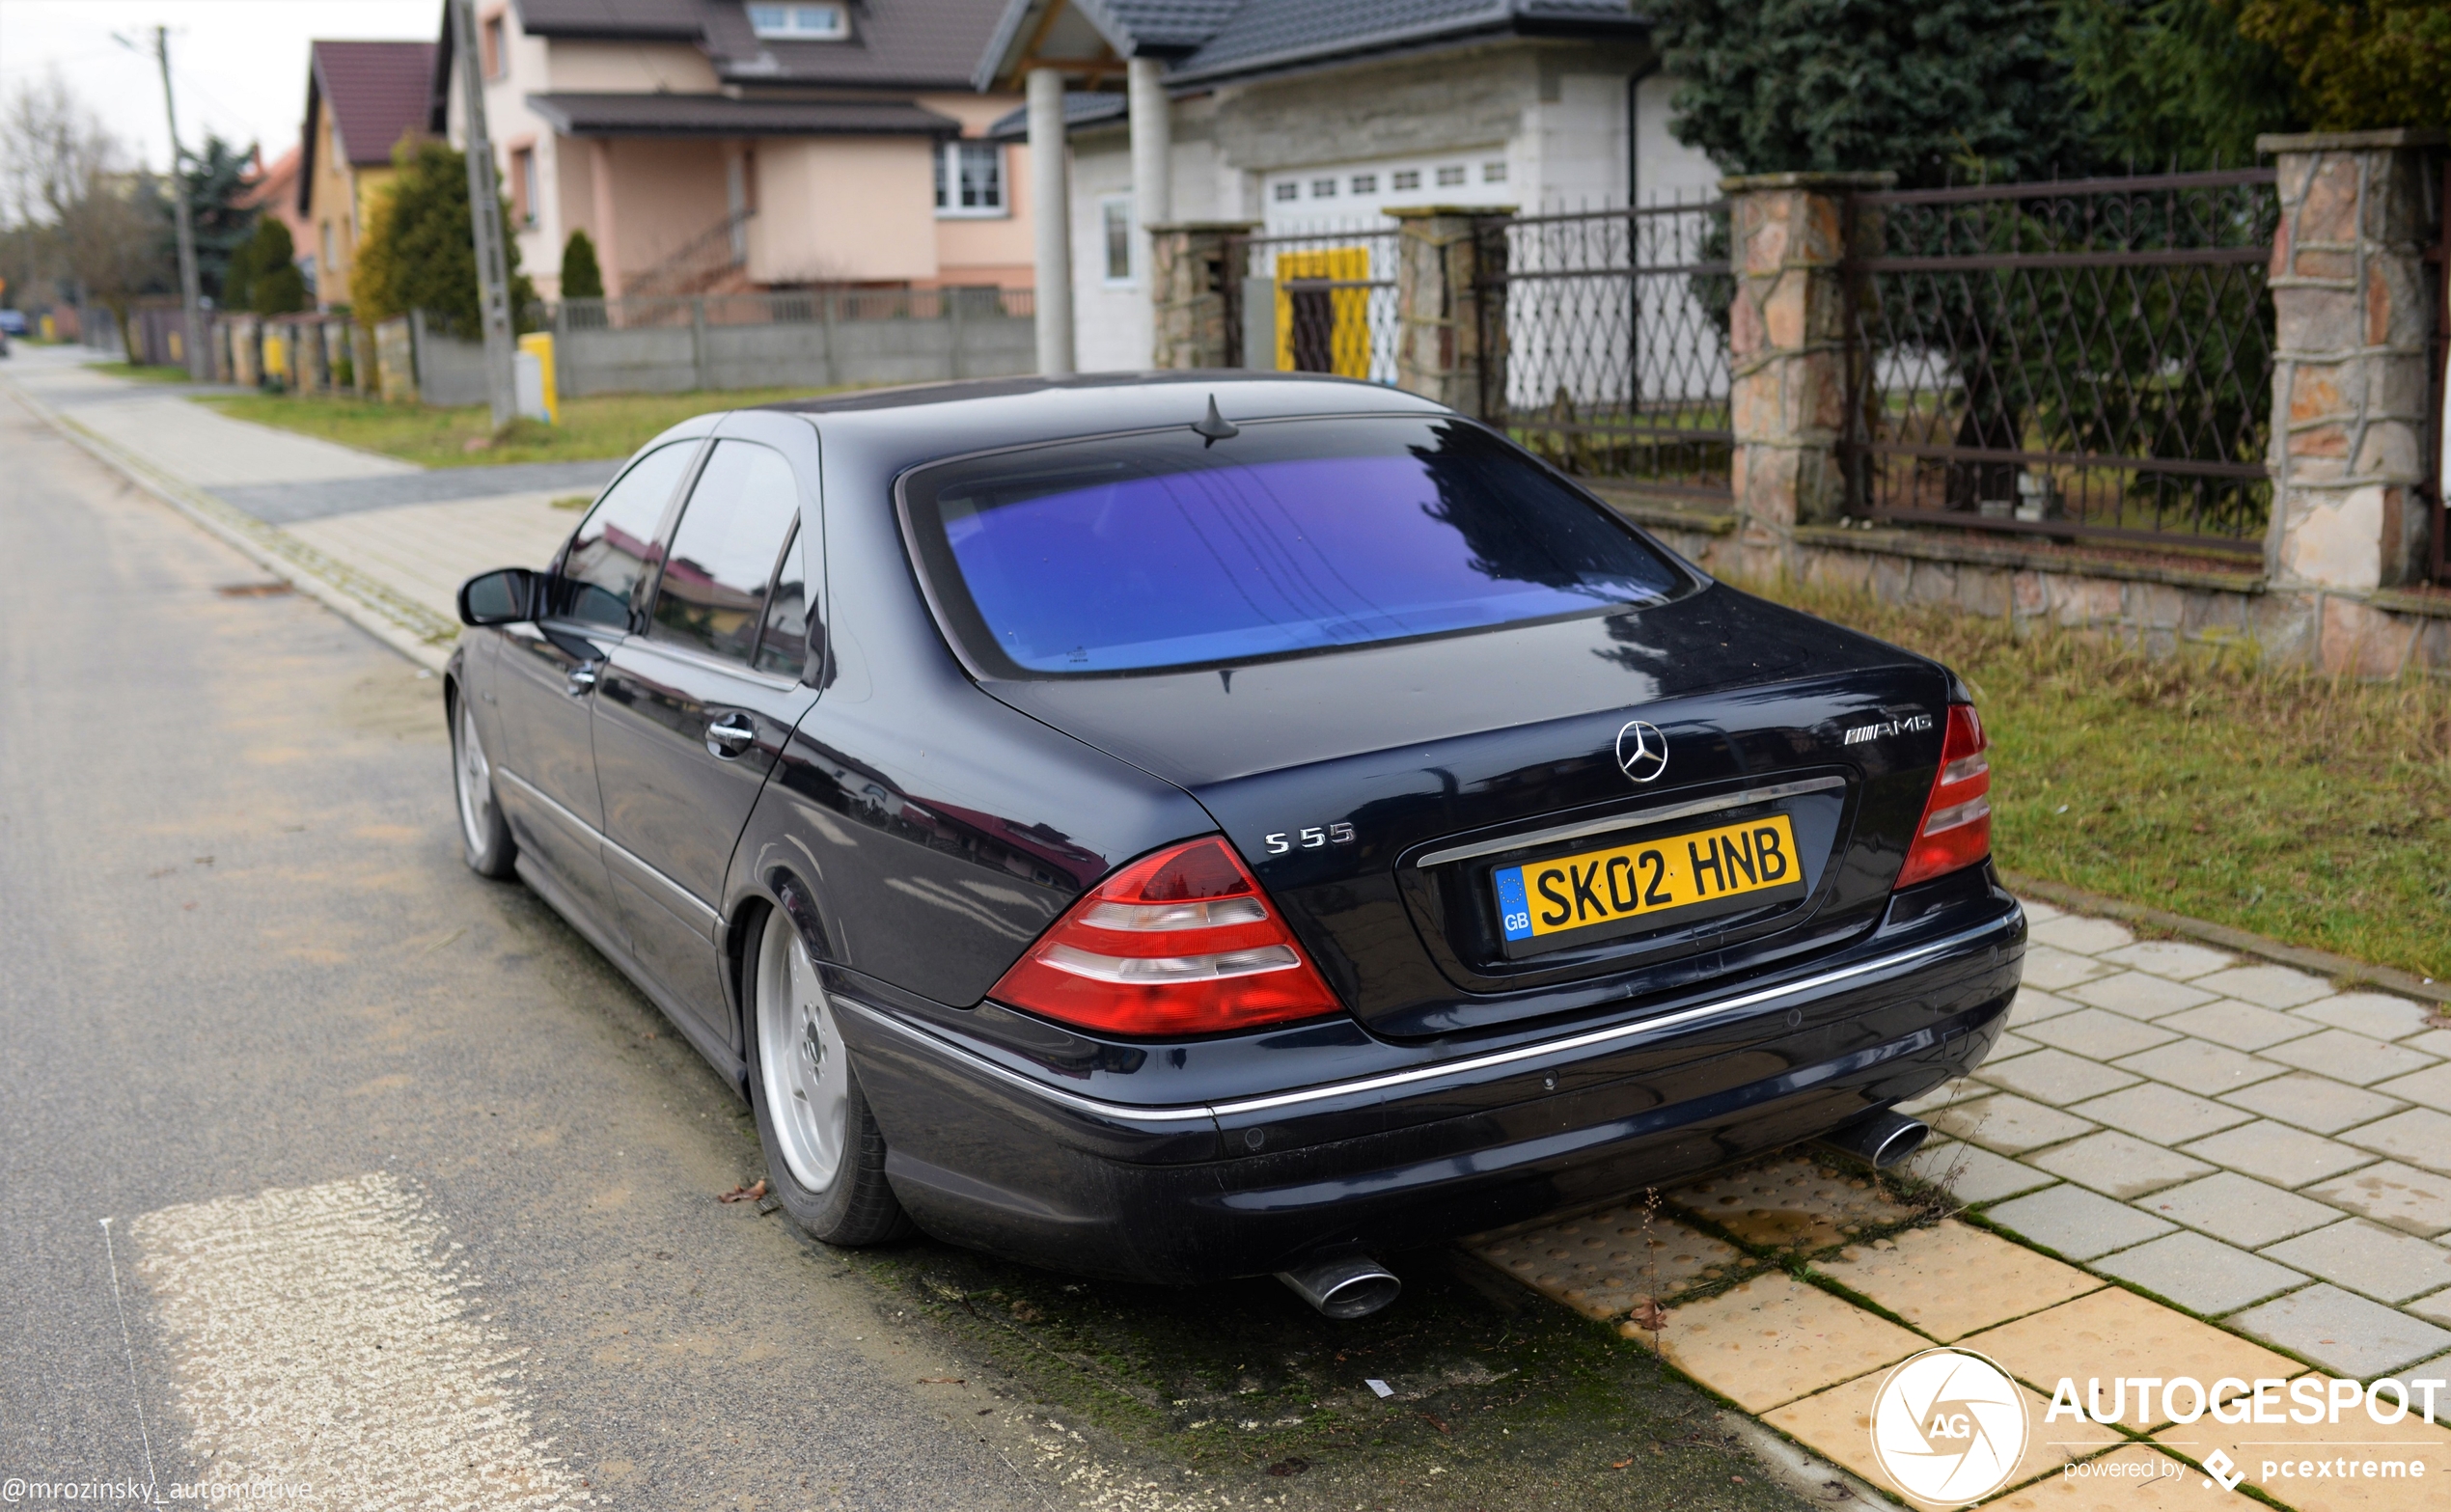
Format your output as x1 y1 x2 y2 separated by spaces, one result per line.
902 416 1684 676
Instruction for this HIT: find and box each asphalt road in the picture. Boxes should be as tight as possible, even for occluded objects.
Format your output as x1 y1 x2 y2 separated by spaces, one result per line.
0 388 1084 1510
0 381 1819 1512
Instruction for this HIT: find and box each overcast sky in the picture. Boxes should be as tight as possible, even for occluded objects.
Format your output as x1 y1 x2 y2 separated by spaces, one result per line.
0 1 442 173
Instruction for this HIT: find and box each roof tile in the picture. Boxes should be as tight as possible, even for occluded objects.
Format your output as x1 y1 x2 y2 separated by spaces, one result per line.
313 40 437 167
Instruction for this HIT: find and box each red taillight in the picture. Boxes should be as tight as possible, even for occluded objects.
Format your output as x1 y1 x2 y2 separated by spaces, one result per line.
988 837 1342 1036
1895 702 1992 890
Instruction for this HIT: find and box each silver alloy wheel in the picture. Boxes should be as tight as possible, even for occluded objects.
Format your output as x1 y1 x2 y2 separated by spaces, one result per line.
454 699 496 855
757 908 847 1194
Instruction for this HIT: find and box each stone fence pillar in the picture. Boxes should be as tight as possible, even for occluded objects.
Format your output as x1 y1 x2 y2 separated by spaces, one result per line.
1148 221 1257 369
1391 206 1512 420
351 323 378 398
1721 172 1893 564
2261 129 2443 598
225 315 261 387
375 316 417 403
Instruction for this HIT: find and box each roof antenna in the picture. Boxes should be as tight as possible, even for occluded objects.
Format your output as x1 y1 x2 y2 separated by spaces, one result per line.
1191 393 1240 445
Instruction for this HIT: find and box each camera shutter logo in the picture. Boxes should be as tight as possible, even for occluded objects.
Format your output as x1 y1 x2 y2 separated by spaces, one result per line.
1869 1347 2028 1505
1614 720 1668 783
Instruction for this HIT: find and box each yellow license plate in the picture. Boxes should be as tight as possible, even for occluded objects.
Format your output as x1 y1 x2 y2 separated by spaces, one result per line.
1494 813 1803 948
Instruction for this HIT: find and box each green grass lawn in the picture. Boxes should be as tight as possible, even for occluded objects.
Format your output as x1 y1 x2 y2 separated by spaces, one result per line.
85 360 197 383
198 386 847 468
1749 578 2451 981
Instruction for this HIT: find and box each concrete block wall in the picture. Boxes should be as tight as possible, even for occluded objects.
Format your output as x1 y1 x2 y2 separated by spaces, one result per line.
412 306 1037 406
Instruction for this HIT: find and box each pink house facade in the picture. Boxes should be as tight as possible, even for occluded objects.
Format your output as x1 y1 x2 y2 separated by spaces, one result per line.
433 0 1034 300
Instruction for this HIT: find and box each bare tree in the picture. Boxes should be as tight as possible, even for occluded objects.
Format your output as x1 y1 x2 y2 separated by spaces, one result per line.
0 69 172 341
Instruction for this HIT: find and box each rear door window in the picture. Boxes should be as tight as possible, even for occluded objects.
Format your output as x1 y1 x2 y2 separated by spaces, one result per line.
647 439 803 667
752 523 813 678
556 441 699 628
900 415 1686 676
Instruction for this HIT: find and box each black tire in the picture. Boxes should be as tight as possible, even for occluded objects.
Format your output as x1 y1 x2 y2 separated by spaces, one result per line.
450 686 517 879
745 906 911 1246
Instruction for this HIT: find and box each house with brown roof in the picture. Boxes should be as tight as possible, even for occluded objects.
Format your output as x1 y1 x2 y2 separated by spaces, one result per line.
299 40 438 310
237 145 312 265
431 0 1035 300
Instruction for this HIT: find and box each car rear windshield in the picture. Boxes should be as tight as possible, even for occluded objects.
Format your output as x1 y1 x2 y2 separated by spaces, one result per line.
900 415 1687 677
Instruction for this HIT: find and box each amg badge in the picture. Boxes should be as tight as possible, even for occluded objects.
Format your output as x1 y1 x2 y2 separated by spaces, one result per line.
1843 713 1934 746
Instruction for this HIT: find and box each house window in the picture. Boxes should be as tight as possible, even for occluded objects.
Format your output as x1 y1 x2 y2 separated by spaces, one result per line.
1350 173 1376 194
747 4 847 39
1436 165 1466 186
1391 169 1419 190
1309 179 1336 198
1100 196 1134 284
933 141 1005 216
1273 181 1298 202
1483 160 1508 183
482 15 506 77
511 147 537 226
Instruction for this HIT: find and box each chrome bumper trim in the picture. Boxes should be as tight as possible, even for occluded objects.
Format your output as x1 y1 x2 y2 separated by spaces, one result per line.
847 910 2020 1128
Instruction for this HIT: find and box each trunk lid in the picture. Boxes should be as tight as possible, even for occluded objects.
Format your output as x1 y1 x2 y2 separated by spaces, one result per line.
982 586 1956 1038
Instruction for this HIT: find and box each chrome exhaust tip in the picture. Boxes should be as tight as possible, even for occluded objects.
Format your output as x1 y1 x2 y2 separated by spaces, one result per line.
1818 1109 1930 1168
1277 1254 1401 1320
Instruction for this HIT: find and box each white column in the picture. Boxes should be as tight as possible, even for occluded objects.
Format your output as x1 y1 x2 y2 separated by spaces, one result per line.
1127 56 1171 367
1026 68 1075 375
1127 56 1171 234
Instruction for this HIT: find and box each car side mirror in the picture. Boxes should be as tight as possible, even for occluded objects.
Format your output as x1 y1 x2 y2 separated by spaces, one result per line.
457 567 541 626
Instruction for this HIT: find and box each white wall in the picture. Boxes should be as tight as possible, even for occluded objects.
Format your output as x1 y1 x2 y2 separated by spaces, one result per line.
1633 74 1722 206
1069 133 1147 371
1063 47 1729 375
1521 72 1630 213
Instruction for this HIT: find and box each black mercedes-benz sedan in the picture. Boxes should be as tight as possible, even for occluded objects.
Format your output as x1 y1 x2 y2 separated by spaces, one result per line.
446 373 2021 1316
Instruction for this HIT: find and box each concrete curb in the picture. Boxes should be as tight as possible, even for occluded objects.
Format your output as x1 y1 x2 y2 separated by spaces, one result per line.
2001 868 2449 1008
3 378 457 674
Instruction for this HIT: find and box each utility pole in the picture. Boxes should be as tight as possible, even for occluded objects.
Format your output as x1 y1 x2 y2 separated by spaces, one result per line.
448 0 517 430
130 27 207 379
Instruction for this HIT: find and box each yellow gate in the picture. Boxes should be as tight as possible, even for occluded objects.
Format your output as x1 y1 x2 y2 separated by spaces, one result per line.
1273 246 1372 378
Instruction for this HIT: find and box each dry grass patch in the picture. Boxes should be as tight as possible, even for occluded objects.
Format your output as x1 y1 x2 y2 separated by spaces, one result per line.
1745 577 2451 981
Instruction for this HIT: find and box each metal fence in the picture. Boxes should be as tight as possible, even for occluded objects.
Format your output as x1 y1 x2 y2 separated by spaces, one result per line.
1480 201 1734 502
1226 226 1399 384
1842 169 2280 557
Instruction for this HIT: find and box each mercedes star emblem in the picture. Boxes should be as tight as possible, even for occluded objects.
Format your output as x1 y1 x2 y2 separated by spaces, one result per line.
1615 720 1668 783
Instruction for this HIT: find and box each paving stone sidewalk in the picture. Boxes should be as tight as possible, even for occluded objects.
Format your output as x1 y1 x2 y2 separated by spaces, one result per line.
1908 899 2451 1383
2 349 596 669
1477 898 2451 1509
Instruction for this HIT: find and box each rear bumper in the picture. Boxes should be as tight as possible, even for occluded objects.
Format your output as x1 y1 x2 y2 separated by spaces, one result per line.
840 884 2023 1283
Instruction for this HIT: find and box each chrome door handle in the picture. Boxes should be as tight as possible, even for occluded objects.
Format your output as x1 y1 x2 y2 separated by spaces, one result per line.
704 712 756 758
565 663 598 696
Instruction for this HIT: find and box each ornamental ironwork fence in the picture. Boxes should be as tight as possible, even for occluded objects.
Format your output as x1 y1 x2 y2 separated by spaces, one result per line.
1475 200 1735 502
1841 169 2280 558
